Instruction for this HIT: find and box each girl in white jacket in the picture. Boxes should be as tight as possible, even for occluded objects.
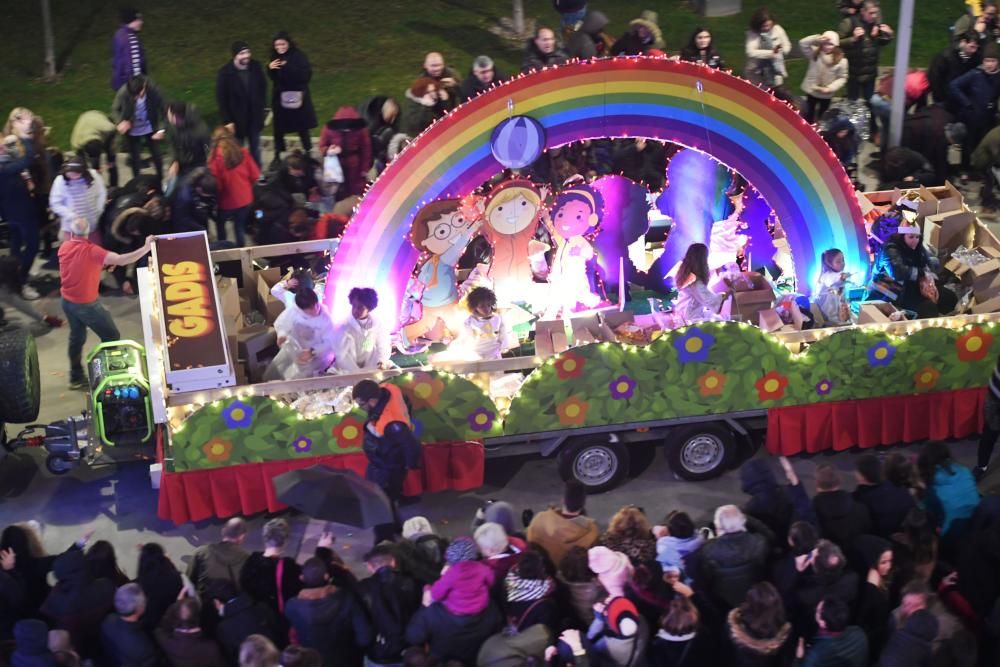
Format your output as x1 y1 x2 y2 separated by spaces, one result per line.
48 156 106 237
799 31 850 123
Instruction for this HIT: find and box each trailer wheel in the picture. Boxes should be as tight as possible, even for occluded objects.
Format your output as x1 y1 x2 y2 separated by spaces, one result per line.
557 437 630 493
666 423 734 481
45 454 74 476
0 329 40 424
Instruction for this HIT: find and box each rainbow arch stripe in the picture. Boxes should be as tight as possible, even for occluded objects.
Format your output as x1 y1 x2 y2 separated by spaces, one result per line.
326 58 867 319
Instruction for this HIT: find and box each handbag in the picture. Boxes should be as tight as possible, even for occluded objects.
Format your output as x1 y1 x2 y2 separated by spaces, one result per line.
280 91 304 110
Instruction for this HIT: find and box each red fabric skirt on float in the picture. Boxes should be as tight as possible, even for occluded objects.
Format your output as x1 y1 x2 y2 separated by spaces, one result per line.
157 441 485 525
766 388 985 456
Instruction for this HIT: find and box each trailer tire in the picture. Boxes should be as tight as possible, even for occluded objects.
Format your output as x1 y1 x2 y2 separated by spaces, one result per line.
0 330 40 424
557 437 630 493
666 423 734 481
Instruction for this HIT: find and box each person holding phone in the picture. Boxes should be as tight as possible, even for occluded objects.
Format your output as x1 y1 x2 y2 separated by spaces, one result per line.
111 74 165 181
268 32 316 166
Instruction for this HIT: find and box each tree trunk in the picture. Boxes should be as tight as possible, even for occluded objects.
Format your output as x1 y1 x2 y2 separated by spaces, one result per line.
41 0 56 79
512 0 525 35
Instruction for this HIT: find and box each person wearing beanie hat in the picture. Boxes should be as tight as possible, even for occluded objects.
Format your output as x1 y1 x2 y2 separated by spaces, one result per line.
586 547 646 665
426 537 494 617
111 8 146 91
870 227 957 318
11 619 55 667
217 39 267 167
799 30 849 122
58 212 153 389
402 516 434 540
526 481 600 565
49 152 106 237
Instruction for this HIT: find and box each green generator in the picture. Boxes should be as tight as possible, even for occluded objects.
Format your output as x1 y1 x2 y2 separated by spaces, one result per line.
87 340 153 448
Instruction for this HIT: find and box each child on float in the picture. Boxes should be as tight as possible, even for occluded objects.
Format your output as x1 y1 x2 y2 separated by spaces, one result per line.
815 248 854 325
462 286 518 361
672 242 733 325
270 268 324 309
330 286 392 372
264 287 335 380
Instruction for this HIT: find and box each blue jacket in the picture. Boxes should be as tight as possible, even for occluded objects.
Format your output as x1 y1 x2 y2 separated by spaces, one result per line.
949 66 1000 126
0 140 37 225
926 465 980 537
111 26 146 91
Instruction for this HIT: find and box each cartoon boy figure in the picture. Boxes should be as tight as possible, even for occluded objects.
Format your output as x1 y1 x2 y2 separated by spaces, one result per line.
405 197 482 340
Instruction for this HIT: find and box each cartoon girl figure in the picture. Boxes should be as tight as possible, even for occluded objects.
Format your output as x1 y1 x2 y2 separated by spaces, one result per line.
483 179 550 304
546 186 603 316
405 197 482 340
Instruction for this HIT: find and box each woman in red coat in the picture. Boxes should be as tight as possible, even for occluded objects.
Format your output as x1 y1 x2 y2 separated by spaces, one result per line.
208 126 260 246
318 106 372 199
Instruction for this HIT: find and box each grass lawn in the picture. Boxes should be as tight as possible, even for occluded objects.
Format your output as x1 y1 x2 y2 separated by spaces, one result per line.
1 1 969 149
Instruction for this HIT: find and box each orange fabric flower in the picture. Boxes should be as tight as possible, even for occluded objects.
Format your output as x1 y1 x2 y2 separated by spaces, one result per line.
956 327 993 362
332 416 365 448
402 372 445 409
697 370 726 397
913 366 941 392
202 437 233 463
754 371 789 402
554 351 586 380
555 396 589 426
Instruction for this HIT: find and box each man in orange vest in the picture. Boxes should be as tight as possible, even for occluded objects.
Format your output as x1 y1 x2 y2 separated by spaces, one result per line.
353 379 422 542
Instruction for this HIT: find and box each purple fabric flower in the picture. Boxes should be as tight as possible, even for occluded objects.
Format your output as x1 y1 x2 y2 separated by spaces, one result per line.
467 407 496 433
221 400 254 429
815 379 833 396
674 327 715 363
867 341 896 367
291 436 313 453
609 375 636 400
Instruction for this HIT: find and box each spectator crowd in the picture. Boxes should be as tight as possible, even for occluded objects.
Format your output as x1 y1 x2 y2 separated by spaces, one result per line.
0 440 997 666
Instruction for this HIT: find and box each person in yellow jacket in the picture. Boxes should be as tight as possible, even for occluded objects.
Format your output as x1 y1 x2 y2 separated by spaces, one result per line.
353 380 422 542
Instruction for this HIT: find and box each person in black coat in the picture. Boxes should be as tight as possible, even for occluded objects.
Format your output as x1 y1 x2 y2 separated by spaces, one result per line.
284 558 373 667
111 76 166 182
0 127 42 289
901 105 963 185
0 524 71 619
40 549 115 661
0 550 26 641
217 41 267 167
928 32 982 113
949 44 1000 162
206 579 280 664
268 31 317 161
164 102 210 179
784 539 858 639
855 535 894 661
405 599 503 665
812 464 872 550
10 619 56 667
875 608 938 667
852 455 916 539
239 518 301 644
459 56 508 102
101 583 163 667
650 596 714 667
739 459 794 547
691 506 769 611
135 543 183 633
521 27 569 73
680 27 726 69
356 545 422 666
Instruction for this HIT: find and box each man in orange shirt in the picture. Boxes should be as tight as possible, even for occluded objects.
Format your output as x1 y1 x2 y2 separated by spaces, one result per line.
59 217 153 389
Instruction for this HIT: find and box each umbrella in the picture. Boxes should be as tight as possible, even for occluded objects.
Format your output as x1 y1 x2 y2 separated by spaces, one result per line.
272 465 394 529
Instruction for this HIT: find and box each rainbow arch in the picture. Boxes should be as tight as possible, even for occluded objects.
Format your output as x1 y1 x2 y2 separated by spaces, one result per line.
326 58 868 319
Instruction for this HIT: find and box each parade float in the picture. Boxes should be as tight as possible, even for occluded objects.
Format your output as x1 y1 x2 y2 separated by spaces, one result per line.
118 58 1000 524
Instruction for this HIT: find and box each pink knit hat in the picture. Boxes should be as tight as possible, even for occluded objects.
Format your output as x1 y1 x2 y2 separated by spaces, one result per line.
588 546 633 587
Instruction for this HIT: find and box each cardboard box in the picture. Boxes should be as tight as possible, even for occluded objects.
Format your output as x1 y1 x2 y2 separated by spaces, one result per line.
534 320 569 358
974 275 1000 303
858 301 897 324
731 272 775 323
255 268 285 324
758 308 785 333
924 182 963 214
922 218 941 253
926 210 976 255
972 294 1000 314
217 277 240 321
237 324 277 379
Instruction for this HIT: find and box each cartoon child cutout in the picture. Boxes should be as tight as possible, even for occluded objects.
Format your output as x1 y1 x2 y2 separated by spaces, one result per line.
546 186 603 317
483 179 550 305
405 197 482 341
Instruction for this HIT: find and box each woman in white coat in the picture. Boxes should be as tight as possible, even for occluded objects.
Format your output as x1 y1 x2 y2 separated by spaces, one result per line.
744 8 791 91
48 156 106 237
799 31 850 123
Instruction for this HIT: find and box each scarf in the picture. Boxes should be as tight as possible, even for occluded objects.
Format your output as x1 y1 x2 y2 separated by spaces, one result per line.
505 570 554 603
